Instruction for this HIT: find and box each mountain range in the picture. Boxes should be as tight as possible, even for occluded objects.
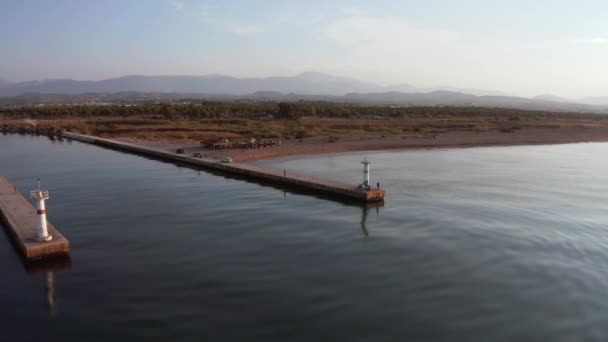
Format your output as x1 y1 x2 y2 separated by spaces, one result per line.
0 73 384 97
0 72 509 97
0 72 606 113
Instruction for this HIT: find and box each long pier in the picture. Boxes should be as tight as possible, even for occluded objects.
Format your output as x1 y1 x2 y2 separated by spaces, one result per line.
62 132 385 203
0 177 70 260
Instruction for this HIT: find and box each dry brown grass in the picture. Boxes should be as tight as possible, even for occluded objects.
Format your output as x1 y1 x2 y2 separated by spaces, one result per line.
2 114 607 144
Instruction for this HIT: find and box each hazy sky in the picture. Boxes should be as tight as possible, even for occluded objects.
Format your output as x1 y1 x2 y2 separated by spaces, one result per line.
1 0 607 97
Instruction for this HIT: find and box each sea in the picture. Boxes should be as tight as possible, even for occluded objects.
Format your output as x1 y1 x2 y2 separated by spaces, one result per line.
2 133 608 341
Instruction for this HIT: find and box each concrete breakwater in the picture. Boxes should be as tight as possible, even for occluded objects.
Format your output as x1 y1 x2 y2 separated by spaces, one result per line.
0 176 70 260
61 132 385 203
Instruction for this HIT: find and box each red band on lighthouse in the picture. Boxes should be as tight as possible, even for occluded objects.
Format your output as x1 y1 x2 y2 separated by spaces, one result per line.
37 209 46 215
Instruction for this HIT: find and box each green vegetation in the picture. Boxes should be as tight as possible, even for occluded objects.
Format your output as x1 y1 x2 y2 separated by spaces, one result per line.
2 102 607 142
3 102 608 121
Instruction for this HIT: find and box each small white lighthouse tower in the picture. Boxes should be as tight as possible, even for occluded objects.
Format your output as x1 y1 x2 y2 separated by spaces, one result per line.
361 157 372 189
30 178 52 242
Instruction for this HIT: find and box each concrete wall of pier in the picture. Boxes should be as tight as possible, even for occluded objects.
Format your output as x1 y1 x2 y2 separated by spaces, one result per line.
61 132 385 203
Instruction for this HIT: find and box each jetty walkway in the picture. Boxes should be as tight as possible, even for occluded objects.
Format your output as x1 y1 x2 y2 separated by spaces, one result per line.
0 176 70 260
61 132 385 203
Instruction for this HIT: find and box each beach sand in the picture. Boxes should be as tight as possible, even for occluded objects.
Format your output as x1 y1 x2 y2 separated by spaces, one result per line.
115 125 608 163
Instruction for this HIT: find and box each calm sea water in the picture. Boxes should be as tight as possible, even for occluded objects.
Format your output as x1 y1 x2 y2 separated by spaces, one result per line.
2 134 608 341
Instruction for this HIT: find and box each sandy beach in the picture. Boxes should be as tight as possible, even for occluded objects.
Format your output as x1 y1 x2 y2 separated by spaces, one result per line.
115 125 608 163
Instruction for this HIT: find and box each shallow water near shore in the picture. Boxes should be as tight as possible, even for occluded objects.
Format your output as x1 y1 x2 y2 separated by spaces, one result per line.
3 134 608 341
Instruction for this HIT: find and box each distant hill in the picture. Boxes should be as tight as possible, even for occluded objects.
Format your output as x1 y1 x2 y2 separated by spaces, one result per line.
423 86 505 97
339 92 607 113
1 73 607 114
581 96 608 106
0 73 384 97
533 94 571 103
0 72 510 98
3 90 608 114
533 94 608 107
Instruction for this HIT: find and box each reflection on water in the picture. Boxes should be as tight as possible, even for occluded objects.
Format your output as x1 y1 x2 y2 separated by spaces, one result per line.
4 135 608 341
45 271 57 317
24 256 72 274
24 257 71 318
360 206 369 237
360 202 384 238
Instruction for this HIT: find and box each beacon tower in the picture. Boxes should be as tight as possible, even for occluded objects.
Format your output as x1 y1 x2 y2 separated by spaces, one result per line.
31 179 52 242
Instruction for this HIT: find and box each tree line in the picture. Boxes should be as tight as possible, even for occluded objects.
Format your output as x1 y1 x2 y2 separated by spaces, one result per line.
1 101 606 121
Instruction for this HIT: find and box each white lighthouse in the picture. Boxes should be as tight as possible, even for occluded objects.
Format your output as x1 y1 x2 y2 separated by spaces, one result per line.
361 157 372 189
30 178 52 242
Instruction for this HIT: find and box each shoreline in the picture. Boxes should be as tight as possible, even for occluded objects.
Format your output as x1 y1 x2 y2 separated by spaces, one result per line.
4 117 608 163
112 126 608 163
60 132 386 204
253 140 608 164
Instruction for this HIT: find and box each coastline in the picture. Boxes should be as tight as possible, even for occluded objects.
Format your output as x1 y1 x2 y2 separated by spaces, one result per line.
113 126 608 163
60 132 386 203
